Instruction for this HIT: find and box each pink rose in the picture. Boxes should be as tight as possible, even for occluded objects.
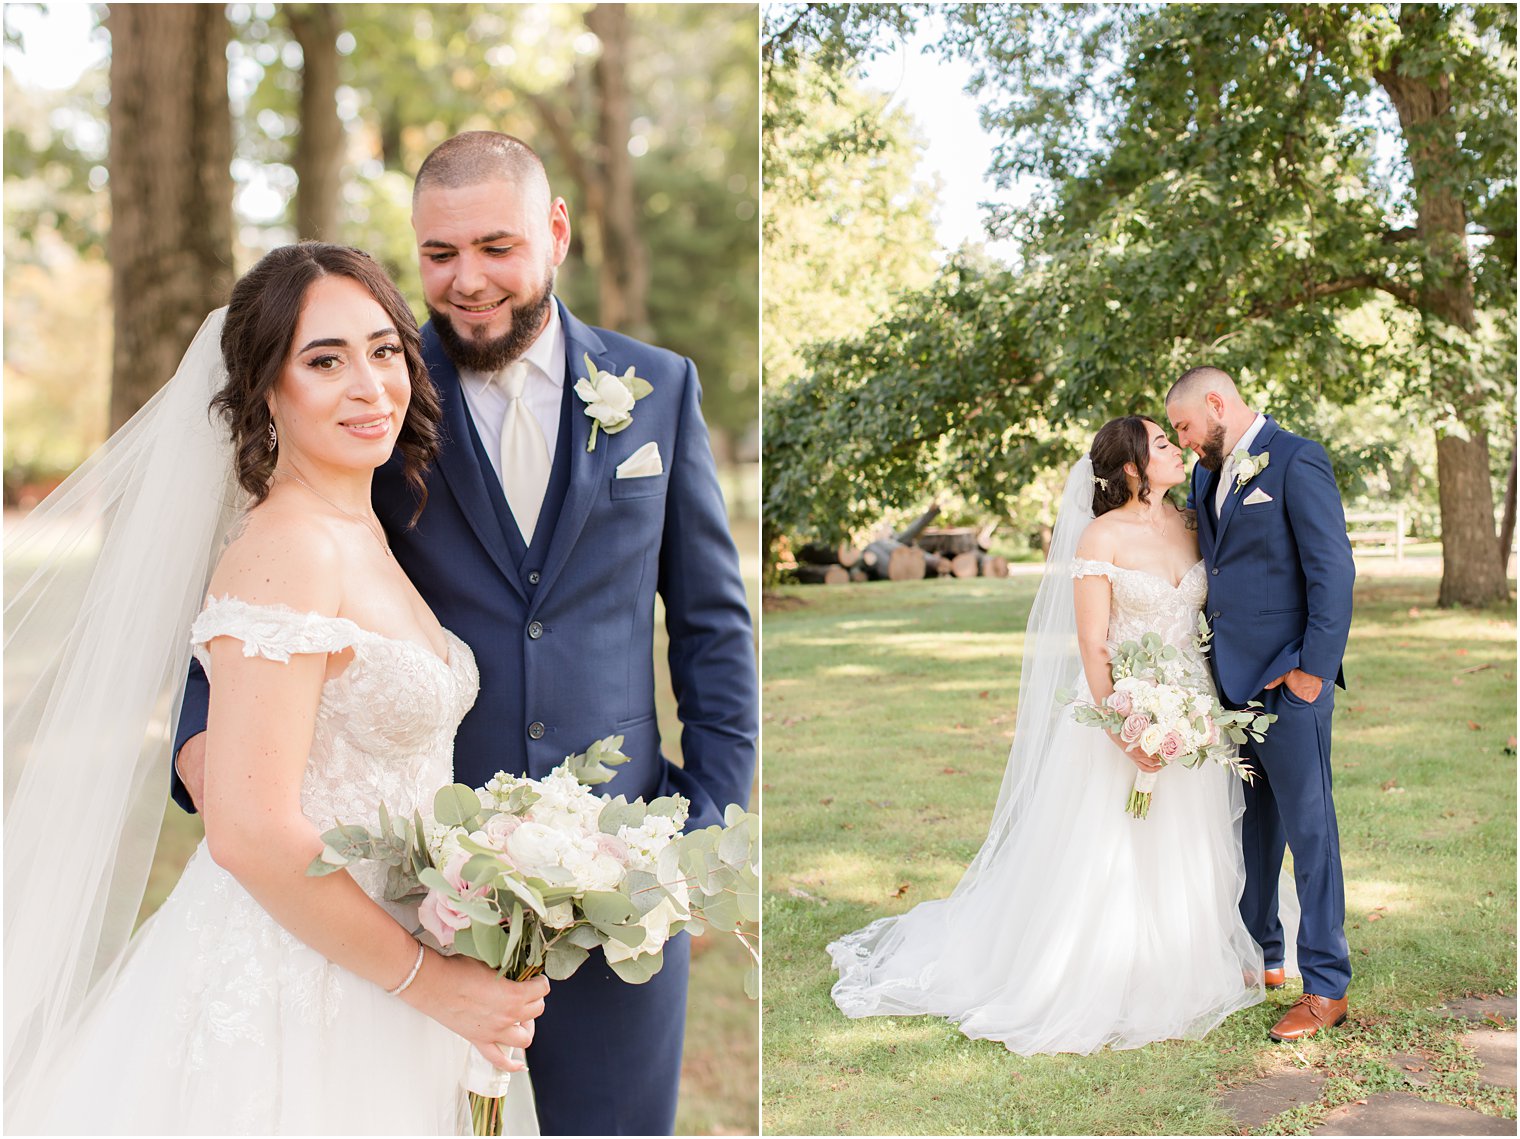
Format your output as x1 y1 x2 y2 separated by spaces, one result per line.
1119 713 1150 743
417 854 488 949
1159 730 1185 761
1104 690 1132 716
594 833 631 864
1206 720 1221 746
481 812 522 849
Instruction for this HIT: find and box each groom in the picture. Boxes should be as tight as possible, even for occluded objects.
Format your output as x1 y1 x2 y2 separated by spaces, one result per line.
1166 366 1355 1043
174 132 757 1134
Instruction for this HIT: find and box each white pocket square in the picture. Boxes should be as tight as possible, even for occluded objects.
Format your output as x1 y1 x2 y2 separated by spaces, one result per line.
1243 488 1274 505
615 441 663 479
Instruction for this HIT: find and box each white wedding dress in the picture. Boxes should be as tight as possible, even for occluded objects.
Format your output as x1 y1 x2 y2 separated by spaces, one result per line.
11 598 536 1135
828 557 1265 1055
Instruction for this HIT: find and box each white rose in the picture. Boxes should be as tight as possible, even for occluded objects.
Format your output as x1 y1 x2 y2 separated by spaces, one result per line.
1191 692 1214 718
543 901 575 929
1138 724 1165 756
506 821 570 876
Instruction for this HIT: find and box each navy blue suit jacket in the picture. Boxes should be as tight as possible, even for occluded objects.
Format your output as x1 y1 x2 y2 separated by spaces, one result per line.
1189 417 1355 706
175 300 756 831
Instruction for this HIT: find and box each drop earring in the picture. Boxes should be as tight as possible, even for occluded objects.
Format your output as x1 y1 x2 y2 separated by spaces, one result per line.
267 422 278 452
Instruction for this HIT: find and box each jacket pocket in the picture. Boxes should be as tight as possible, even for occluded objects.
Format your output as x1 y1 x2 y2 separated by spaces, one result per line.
609 472 668 501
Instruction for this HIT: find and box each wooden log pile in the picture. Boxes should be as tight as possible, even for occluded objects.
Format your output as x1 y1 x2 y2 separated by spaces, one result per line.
789 507 1012 585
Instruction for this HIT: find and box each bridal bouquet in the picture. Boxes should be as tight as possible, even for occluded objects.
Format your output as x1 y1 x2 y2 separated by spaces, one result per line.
306 736 758 1135
1058 620 1272 818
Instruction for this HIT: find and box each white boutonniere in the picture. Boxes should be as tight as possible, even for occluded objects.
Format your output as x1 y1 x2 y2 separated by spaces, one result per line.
1232 448 1270 490
575 353 652 452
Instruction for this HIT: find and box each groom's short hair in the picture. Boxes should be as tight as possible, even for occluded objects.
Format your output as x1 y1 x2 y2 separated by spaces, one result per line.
413 131 548 205
1167 366 1237 404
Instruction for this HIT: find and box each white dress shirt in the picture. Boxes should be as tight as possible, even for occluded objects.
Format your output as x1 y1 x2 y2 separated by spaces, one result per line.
457 302 567 488
1215 412 1267 514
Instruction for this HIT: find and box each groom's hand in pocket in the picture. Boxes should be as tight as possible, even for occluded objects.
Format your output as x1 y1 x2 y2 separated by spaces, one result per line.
402 951 549 1070
1265 668 1323 703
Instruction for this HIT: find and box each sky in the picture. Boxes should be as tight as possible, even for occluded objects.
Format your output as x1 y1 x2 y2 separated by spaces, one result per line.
858 19 1031 265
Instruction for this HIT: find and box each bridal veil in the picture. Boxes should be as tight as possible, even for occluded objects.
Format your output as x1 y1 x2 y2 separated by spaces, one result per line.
4 309 241 1114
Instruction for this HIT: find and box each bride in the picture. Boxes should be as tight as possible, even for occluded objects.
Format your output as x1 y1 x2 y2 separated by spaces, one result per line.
6 243 545 1133
828 415 1265 1054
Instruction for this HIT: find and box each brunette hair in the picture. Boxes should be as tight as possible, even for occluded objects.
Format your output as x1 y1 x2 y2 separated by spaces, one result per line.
1089 416 1157 516
211 242 440 525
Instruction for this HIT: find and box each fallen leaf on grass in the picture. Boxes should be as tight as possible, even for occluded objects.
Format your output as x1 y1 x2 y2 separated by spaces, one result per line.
1456 648 1469 656
818 796 834 806
788 886 819 901
1367 912 1384 923
1381 778 1401 792
891 883 911 899
978 690 989 699
940 767 962 775
839 822 854 830
1404 1064 1424 1073
1467 721 1482 731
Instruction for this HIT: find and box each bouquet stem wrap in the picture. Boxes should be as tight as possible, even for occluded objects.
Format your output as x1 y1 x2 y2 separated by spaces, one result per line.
1127 769 1160 818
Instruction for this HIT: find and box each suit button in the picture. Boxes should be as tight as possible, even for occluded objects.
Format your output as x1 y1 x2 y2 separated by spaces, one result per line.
527 570 541 585
1211 568 1219 576
527 621 543 640
1212 611 1221 619
528 721 545 740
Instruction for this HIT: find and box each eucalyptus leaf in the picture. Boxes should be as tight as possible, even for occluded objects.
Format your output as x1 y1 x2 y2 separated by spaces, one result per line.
608 947 664 984
581 890 638 926
545 941 590 980
434 784 482 828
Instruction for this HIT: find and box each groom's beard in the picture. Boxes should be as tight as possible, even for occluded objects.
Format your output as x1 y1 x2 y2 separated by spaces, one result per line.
1195 420 1228 471
427 267 556 374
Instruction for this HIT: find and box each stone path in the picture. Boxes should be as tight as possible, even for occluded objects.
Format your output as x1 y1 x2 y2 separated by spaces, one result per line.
1216 995 1516 1135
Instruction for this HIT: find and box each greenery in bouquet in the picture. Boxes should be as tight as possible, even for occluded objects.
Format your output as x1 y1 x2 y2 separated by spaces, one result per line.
306 736 759 991
1058 620 1273 817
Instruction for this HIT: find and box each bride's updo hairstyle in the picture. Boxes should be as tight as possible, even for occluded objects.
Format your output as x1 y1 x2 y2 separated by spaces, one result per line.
212 242 441 524
1089 415 1157 517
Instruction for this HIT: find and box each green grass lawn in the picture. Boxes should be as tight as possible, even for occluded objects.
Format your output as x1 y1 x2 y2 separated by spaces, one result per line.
135 503 761 1137
761 572 1516 1135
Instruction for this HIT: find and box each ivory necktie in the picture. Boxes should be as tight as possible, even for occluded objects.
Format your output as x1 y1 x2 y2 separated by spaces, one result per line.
1214 453 1235 516
497 361 551 543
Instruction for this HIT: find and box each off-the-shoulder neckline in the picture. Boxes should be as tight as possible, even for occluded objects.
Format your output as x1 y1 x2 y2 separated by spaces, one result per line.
199 594 454 668
1072 557 1206 591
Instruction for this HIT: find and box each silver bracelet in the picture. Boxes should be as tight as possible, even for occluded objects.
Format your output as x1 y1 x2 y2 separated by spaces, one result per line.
387 941 425 996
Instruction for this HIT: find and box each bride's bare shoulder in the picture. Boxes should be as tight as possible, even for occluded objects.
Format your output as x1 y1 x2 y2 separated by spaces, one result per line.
1074 514 1122 563
206 496 343 615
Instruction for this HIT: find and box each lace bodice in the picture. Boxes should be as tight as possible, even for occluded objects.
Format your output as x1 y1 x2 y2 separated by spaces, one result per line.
1070 557 1211 671
190 596 479 898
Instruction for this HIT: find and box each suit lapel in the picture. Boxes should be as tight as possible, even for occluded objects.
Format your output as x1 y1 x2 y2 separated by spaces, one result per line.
424 327 528 601
532 302 613 608
1195 464 1218 549
1213 417 1279 555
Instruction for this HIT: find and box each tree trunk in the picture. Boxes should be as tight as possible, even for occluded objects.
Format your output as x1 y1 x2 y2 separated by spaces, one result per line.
288 4 344 241
1499 443 1517 575
948 551 979 578
107 4 234 429
894 503 941 544
861 539 926 581
1435 428 1510 606
586 4 650 337
797 541 860 567
1375 4 1507 605
792 563 848 585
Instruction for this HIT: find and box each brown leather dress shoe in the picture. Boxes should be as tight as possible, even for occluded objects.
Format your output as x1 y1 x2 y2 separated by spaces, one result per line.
1263 967 1287 990
1270 994 1348 1042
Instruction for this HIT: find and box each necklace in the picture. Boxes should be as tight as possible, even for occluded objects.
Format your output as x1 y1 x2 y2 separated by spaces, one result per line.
276 469 392 558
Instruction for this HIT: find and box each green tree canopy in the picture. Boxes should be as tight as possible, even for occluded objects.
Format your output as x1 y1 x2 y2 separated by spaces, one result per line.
764 3 1516 605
